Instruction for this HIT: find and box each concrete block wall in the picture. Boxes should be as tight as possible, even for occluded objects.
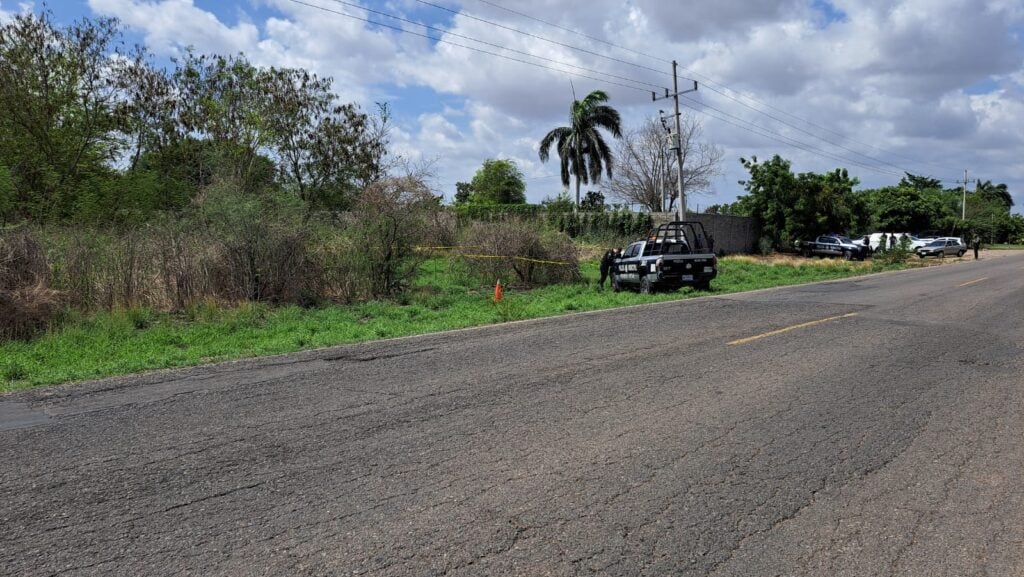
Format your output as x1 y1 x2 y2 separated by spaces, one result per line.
650 213 761 255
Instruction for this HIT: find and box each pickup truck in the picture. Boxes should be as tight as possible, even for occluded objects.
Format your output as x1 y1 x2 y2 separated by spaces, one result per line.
612 221 717 293
798 235 869 261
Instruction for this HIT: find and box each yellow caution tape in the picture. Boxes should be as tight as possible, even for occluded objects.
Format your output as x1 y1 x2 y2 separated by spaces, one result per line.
413 246 570 266
455 254 571 266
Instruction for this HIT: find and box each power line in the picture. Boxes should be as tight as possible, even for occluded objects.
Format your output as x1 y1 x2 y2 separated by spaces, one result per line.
292 0 950 181
682 94 904 177
697 83 912 175
448 1 954 177
317 0 667 91
465 0 672 65
407 0 669 77
285 0 660 94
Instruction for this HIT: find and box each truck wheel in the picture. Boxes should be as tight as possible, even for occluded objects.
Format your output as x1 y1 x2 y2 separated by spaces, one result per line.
842 250 852 261
640 277 652 295
958 250 965 257
802 248 811 258
695 280 710 291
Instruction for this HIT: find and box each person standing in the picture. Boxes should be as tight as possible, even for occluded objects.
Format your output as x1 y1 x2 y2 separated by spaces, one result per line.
599 248 615 289
973 235 980 260
889 233 896 250
878 233 888 253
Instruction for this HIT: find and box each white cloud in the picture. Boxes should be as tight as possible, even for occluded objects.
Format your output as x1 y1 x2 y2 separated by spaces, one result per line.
76 0 1024 210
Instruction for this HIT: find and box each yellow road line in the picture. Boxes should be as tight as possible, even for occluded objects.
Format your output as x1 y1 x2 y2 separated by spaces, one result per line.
728 313 858 346
958 277 989 287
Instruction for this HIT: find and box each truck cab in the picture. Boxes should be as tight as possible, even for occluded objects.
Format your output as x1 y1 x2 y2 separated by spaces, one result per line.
613 221 717 293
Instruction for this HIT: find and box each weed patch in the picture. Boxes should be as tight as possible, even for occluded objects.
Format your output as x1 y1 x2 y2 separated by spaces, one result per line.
0 255 908 391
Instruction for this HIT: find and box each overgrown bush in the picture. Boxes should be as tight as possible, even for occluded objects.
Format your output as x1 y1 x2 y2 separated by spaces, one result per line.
873 246 912 265
0 227 62 341
200 186 322 305
456 220 580 286
348 175 442 298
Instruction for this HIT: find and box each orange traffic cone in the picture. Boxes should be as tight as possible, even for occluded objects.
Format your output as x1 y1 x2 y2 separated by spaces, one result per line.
493 280 503 302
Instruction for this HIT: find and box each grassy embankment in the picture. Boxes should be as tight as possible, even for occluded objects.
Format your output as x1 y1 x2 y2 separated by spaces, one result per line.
1 255 910 392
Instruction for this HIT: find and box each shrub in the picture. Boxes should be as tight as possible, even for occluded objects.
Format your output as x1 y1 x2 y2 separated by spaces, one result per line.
198 186 324 305
873 246 912 266
0 227 62 341
456 220 580 286
349 175 441 298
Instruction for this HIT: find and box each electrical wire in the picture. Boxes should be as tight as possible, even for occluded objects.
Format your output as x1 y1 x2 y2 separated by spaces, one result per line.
683 94 904 177
287 0 950 180
451 0 955 177
682 71 957 178
285 0 660 93
466 0 673 65
316 0 667 91
407 0 669 77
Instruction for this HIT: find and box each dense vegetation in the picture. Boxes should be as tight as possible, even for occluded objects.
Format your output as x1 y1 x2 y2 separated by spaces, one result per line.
708 156 1023 249
1 9 1019 368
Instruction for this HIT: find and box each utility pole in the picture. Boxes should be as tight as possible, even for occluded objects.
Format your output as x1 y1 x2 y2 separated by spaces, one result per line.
653 61 697 221
956 169 977 220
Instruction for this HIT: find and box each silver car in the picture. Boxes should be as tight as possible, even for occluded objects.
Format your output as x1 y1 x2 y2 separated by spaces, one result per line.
915 239 966 258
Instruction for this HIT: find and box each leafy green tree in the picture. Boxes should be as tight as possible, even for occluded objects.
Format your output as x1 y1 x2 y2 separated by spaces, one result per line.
0 164 14 224
539 90 622 206
453 181 473 204
580 190 606 211
542 190 575 213
0 11 128 221
736 156 861 248
266 69 385 210
870 186 951 232
898 173 942 191
466 159 527 205
736 155 799 248
975 180 1013 210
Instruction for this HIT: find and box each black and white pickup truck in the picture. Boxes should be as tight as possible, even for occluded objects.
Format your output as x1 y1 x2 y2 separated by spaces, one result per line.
797 235 869 260
612 221 717 293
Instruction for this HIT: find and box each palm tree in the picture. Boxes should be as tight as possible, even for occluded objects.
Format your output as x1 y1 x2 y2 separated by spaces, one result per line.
975 180 1014 210
538 90 622 207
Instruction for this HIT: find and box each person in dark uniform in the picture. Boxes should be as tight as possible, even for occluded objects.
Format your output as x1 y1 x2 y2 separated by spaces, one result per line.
599 248 615 289
878 233 888 253
973 235 980 260
889 233 896 250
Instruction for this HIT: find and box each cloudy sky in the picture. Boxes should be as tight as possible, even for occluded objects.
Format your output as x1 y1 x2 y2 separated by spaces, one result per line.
13 0 1024 212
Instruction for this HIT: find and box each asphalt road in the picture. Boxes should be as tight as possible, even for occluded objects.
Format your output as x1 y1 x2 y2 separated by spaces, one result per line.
2 252 1023 576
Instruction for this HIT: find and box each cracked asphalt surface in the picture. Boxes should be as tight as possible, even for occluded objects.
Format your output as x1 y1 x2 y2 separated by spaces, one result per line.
2 252 1023 576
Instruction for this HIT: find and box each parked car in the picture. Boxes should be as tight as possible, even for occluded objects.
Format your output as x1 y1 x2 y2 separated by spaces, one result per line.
865 232 930 250
798 235 869 260
915 239 966 258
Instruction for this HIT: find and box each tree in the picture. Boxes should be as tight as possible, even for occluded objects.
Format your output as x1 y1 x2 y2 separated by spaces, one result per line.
466 159 526 205
0 11 129 221
580 190 605 211
453 181 473 204
606 115 723 212
899 173 942 191
975 180 1013 211
871 186 951 232
735 156 862 249
538 90 622 207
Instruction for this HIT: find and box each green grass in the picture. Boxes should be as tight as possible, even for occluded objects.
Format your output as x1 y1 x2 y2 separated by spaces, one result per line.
986 244 1024 250
0 255 906 392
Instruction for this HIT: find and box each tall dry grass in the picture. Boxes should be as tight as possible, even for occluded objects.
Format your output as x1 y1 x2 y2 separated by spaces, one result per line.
0 228 62 341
